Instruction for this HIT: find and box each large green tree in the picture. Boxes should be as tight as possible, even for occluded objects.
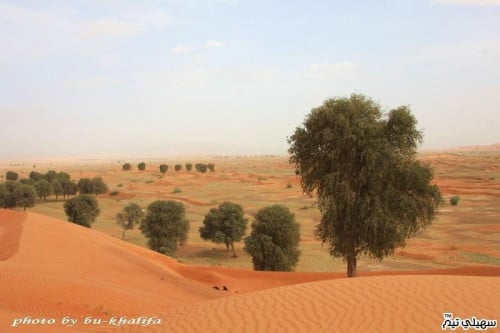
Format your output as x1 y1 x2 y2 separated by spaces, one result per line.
199 202 248 258
64 194 100 228
116 203 145 239
140 200 189 256
288 94 441 277
244 205 301 271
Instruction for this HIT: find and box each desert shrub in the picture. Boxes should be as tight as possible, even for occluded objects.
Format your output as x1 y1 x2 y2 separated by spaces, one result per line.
258 176 267 181
145 180 154 184
185 163 193 171
117 183 123 187
175 164 182 172
64 194 100 228
199 202 248 258
172 187 182 194
140 200 189 256
244 205 301 271
208 163 215 172
110 190 119 196
122 163 132 171
159 164 168 173
138 162 146 171
6 171 18 181
286 183 292 189
450 195 460 206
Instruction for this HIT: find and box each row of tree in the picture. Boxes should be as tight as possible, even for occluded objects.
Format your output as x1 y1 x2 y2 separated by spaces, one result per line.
0 171 109 210
122 162 215 173
115 200 300 271
63 196 300 272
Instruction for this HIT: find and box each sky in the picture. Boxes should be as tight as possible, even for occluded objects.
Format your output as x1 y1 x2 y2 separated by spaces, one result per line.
0 0 499 158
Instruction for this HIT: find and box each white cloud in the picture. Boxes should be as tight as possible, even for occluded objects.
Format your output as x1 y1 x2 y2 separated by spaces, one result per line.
206 39 224 48
433 0 500 6
303 62 358 80
171 44 193 54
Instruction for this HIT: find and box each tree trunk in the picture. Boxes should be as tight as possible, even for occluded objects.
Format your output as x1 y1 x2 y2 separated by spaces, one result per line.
225 243 229 258
230 242 237 257
122 229 126 239
347 255 357 278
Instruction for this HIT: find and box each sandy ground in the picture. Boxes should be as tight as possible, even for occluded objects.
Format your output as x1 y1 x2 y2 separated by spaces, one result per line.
1 209 499 333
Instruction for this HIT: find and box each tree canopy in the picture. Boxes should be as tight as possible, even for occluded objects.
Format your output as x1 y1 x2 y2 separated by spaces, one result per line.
244 205 300 271
15 184 38 211
64 194 100 228
199 202 248 257
140 200 189 256
122 163 132 171
288 94 441 277
159 164 168 173
138 162 146 171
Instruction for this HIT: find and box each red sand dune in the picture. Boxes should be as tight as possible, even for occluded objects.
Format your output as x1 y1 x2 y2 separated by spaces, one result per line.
0 209 499 333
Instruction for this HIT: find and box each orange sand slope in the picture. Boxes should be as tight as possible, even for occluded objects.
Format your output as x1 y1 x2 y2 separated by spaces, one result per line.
1 209 499 333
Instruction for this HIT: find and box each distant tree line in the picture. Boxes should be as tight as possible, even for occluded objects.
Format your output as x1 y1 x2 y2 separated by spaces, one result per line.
120 162 215 173
0 170 109 211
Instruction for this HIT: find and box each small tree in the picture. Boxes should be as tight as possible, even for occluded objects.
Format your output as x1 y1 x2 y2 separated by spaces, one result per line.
51 179 63 200
77 178 93 195
195 163 208 173
0 182 18 209
140 200 189 256
138 162 146 171
116 203 145 239
207 163 215 172
288 94 441 277
185 163 193 171
159 164 168 173
45 170 58 182
34 179 52 202
64 194 100 228
122 163 132 171
91 177 108 196
61 179 78 200
15 184 38 211
174 164 182 172
244 205 301 271
6 171 18 181
199 202 248 258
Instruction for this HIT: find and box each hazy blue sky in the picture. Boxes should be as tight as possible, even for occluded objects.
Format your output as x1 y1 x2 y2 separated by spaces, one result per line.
1 0 499 158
